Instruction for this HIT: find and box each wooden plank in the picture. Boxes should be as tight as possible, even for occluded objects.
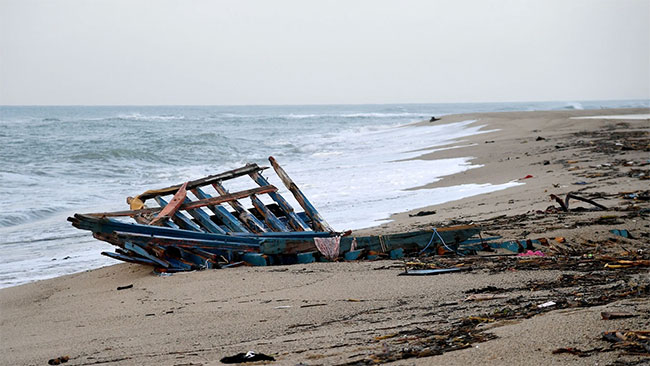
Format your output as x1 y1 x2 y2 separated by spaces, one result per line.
181 197 227 234
111 231 260 252
150 182 188 226
250 194 289 232
154 196 204 232
124 241 171 268
191 187 250 233
249 171 309 231
136 164 267 201
213 182 267 233
102 251 159 267
268 156 333 232
70 214 262 245
87 186 278 218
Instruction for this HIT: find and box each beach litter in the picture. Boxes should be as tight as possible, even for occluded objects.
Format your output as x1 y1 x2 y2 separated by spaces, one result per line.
47 356 70 365
220 351 275 364
600 312 637 320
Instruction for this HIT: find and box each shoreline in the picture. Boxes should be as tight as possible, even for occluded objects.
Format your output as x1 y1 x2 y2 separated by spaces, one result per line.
1 107 649 365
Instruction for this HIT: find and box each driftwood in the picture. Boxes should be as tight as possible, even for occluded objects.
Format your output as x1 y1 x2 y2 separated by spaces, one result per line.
550 192 608 212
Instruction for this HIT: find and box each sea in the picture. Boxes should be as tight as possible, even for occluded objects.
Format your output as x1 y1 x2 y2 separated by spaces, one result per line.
0 100 647 288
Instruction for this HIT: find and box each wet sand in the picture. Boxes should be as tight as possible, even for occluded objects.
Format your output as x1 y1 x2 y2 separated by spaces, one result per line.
1 108 649 365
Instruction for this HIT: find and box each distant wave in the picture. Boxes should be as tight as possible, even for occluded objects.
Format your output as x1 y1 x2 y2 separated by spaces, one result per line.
114 113 186 122
0 207 62 228
561 102 584 110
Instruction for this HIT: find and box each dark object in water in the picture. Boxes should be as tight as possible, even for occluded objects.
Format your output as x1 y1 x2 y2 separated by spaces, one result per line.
68 157 482 271
221 351 275 363
429 116 440 122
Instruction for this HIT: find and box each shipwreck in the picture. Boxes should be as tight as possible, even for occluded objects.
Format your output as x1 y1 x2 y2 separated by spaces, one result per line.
68 157 484 272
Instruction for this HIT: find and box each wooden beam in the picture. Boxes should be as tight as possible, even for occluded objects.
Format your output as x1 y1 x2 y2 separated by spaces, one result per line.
249 171 309 231
268 156 333 232
88 186 278 218
250 194 289 232
213 181 267 233
136 164 267 201
191 187 249 233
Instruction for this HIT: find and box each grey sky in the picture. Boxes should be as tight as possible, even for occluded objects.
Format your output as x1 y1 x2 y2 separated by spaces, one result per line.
1 0 648 105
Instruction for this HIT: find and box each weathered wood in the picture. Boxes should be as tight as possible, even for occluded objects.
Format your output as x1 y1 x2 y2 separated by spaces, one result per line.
87 186 277 218
191 187 249 233
149 182 188 226
268 156 333 232
70 214 262 245
136 164 267 201
213 181 267 233
102 251 160 267
249 171 309 231
124 241 170 268
153 196 203 232
181 197 227 234
250 194 289 232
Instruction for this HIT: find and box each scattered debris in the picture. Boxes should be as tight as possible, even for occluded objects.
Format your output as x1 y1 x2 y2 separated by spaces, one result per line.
602 330 650 355
464 293 508 302
48 356 70 365
409 210 436 217
399 267 471 276
220 351 275 364
537 301 556 308
601 312 636 320
552 347 598 357
549 192 607 212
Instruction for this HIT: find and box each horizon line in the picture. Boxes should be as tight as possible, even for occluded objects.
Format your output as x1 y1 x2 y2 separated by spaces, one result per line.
1 98 649 108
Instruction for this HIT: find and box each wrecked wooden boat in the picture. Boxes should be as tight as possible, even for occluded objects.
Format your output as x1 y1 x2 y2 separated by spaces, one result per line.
68 157 481 271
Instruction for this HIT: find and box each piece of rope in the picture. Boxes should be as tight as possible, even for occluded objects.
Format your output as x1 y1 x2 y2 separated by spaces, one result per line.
379 235 388 252
419 228 464 256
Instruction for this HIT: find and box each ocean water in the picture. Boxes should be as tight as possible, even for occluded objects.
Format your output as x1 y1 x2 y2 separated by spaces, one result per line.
0 100 647 288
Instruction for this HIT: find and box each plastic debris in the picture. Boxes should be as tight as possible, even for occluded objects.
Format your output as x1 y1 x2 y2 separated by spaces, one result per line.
537 301 556 308
221 351 275 364
517 250 545 257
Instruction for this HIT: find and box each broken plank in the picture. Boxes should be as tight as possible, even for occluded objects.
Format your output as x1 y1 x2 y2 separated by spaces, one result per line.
269 156 333 232
251 194 289 232
136 164 267 201
249 171 309 231
87 186 277 218
213 181 267 233
154 196 204 232
191 187 249 233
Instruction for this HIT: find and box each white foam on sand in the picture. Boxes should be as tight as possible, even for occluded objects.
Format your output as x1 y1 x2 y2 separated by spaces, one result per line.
570 114 650 120
251 120 523 230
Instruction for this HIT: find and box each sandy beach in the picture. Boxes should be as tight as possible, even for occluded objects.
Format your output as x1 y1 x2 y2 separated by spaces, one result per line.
1 108 649 366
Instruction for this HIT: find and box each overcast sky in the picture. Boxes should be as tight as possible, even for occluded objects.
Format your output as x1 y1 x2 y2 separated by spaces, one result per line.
1 0 648 105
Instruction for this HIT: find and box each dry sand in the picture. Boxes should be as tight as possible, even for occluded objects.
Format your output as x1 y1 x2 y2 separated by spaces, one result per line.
1 108 649 366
